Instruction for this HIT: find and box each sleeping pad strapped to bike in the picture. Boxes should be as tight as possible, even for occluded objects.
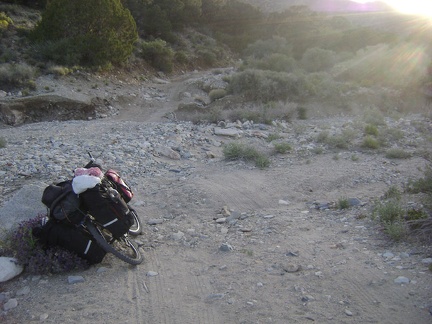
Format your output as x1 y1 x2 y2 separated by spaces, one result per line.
37 163 137 265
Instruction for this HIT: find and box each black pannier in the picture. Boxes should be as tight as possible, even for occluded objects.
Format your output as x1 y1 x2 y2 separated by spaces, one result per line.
41 180 84 225
33 220 106 265
79 180 133 238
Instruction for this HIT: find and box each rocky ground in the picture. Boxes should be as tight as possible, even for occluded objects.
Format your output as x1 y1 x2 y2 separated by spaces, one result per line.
0 69 431 323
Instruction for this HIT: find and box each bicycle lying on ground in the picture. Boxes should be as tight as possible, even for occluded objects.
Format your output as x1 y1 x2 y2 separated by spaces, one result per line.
81 152 143 265
41 152 144 265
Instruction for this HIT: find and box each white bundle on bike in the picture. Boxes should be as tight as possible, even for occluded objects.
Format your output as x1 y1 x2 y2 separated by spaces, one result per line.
72 167 103 194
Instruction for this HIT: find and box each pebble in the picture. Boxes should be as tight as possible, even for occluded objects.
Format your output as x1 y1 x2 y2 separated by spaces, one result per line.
219 243 233 252
3 298 18 311
68 276 85 284
16 286 30 296
40 313 49 321
345 309 353 316
146 271 158 277
394 276 410 284
421 258 432 265
147 219 164 225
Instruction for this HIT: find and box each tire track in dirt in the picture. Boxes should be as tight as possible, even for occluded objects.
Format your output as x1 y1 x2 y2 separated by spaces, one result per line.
138 247 224 323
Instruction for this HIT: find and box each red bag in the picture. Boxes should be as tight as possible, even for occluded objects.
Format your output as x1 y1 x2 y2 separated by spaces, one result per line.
105 169 134 203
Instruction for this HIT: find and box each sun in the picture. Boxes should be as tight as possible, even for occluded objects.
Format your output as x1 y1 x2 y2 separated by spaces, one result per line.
352 0 432 17
385 0 432 17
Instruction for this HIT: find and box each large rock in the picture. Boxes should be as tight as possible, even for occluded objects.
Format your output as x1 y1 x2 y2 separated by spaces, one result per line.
0 95 108 126
0 183 46 239
0 257 23 282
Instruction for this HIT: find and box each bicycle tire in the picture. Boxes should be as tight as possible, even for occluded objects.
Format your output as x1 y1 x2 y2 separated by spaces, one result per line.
128 208 142 236
86 221 143 265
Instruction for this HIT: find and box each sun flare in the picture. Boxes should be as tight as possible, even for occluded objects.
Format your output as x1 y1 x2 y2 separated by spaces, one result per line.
353 0 432 18
386 0 432 17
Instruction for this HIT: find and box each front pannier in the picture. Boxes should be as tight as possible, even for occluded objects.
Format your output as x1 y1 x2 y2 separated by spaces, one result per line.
79 180 133 238
34 219 106 265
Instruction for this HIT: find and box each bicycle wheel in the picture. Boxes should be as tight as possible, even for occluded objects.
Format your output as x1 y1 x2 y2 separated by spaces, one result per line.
128 208 142 236
86 221 143 265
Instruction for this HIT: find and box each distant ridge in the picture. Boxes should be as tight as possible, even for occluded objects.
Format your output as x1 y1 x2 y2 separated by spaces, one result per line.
241 0 393 13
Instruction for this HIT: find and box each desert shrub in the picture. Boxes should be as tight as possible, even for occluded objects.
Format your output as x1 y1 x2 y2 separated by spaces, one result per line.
196 49 217 67
229 69 304 102
385 148 411 159
31 0 137 67
381 127 405 142
362 136 380 149
243 54 297 73
362 108 386 126
316 130 329 143
0 62 35 88
351 154 359 161
383 221 406 241
297 106 307 120
407 166 432 195
175 50 190 66
243 36 293 59
338 197 350 210
266 133 282 142
322 129 355 149
140 39 174 73
228 101 294 124
222 142 270 168
47 65 72 76
0 11 13 29
254 154 270 169
364 124 379 136
209 88 227 102
406 209 428 221
2 215 88 274
374 200 405 224
301 47 336 73
383 185 401 200
273 142 292 154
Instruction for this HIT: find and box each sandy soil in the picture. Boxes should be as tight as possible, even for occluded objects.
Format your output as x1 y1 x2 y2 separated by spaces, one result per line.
1 70 432 324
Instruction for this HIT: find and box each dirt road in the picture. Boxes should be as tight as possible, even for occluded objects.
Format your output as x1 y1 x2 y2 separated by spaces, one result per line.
1 70 431 323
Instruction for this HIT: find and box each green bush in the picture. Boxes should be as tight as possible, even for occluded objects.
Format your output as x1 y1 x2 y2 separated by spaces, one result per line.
229 69 303 102
222 142 270 168
255 154 270 169
0 137 6 148
374 200 405 224
196 49 217 67
301 47 336 72
0 11 13 29
385 148 411 159
383 221 406 241
322 129 355 150
31 0 137 67
362 136 380 149
383 185 401 200
140 39 174 73
0 63 35 88
209 89 227 102
338 197 350 210
243 36 293 59
407 167 432 194
297 106 307 120
364 124 379 136
273 142 292 154
243 54 297 73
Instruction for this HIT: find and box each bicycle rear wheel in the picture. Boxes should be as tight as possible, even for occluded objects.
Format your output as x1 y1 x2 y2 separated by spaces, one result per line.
86 221 143 265
128 208 142 236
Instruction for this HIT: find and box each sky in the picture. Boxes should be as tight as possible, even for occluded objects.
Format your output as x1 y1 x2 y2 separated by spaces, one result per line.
352 0 432 17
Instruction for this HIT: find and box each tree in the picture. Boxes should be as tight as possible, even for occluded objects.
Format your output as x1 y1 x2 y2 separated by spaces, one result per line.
32 0 137 66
